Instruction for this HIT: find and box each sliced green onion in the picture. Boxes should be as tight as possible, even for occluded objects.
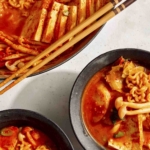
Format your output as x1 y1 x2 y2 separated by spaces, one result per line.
1 127 13 136
114 131 124 138
63 10 69 16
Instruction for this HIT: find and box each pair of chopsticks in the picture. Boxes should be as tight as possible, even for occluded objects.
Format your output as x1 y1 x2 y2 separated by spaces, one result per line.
0 0 136 94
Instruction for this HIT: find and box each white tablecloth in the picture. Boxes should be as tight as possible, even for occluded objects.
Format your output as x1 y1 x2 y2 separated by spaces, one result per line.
0 0 149 149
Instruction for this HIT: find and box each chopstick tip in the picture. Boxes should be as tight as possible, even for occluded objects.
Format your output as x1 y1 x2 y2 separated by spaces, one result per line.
124 0 137 8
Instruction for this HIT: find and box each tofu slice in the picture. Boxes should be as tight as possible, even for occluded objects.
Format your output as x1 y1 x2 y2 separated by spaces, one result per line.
100 0 108 8
21 0 52 41
32 0 53 41
20 1 42 39
143 131 150 148
108 138 140 150
76 0 86 24
53 4 69 41
42 1 61 43
86 0 95 18
95 0 108 12
108 138 133 150
95 0 100 11
56 0 71 3
67 0 77 6
66 5 77 32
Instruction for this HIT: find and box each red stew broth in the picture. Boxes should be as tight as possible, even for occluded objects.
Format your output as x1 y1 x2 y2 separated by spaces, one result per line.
0 126 58 150
81 65 140 149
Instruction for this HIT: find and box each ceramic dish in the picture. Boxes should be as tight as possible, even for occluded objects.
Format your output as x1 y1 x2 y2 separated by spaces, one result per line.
0 109 74 150
0 0 109 79
69 48 150 150
29 29 101 77
0 29 101 79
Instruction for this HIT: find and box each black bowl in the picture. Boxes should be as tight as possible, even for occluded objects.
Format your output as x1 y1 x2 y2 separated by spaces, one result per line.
69 48 150 150
0 109 74 150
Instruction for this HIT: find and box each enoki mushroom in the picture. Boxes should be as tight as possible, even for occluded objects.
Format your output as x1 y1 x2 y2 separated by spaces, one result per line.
115 97 150 119
118 106 150 119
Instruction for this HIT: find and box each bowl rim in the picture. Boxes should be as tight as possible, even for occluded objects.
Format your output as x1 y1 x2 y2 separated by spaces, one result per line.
30 27 104 78
0 108 74 150
0 26 104 80
69 48 150 150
